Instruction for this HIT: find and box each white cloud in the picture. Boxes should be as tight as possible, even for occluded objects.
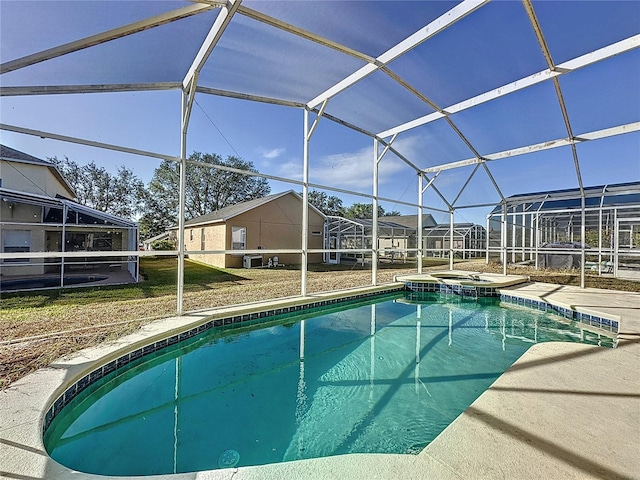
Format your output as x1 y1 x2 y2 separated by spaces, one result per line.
308 136 422 189
259 147 286 160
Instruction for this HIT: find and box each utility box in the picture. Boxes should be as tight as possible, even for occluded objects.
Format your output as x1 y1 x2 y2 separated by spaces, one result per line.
242 255 262 268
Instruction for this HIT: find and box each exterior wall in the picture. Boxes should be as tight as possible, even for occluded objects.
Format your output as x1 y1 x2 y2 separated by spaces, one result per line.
223 195 324 268
1 160 74 198
184 194 325 269
1 199 46 275
185 223 227 268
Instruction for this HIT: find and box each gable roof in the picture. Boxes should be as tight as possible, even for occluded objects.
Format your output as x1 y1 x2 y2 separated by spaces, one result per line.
0 144 76 198
381 214 438 229
183 190 325 228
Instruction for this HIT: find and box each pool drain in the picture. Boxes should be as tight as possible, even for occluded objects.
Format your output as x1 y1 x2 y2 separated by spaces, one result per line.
218 449 240 468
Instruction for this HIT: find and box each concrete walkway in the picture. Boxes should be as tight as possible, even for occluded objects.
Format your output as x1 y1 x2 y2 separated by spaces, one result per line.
1 283 639 480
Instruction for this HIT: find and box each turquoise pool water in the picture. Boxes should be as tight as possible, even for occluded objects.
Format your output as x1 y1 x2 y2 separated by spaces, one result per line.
44 292 614 476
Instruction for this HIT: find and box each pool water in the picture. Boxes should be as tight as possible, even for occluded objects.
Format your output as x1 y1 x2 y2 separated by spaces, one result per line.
44 292 614 476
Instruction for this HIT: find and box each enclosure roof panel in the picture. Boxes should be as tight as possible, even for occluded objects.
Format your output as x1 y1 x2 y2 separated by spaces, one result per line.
1 0 638 209
0 187 138 227
489 182 640 214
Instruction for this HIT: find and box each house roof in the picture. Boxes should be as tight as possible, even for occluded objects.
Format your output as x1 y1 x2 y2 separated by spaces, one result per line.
183 190 325 228
0 144 76 198
381 214 438 229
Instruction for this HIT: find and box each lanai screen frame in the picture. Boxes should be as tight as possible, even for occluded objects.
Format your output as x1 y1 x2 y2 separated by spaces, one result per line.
485 182 640 276
1 0 639 313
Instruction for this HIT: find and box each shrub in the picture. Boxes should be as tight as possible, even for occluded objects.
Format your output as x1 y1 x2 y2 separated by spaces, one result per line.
151 239 176 250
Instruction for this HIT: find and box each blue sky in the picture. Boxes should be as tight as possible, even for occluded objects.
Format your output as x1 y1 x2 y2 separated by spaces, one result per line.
1 0 639 226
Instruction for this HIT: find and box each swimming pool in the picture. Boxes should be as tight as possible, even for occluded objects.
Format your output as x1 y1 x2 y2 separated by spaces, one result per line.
43 291 615 476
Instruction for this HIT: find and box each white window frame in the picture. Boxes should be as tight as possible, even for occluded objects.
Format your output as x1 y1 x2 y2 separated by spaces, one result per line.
231 226 246 254
2 229 31 263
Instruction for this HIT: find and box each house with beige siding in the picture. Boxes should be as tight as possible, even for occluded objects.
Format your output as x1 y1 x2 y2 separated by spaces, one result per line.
183 191 325 268
1 145 138 290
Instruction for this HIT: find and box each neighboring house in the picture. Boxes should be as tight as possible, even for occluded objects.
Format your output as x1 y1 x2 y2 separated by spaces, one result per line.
0 145 138 287
181 191 325 268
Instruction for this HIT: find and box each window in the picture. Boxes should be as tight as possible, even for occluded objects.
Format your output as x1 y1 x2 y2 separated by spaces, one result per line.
200 228 206 251
190 230 194 242
2 229 30 263
231 226 246 251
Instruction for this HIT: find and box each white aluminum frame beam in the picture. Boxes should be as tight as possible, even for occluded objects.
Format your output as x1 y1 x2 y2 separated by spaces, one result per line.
379 35 639 138
307 0 488 109
182 0 241 90
0 83 181 97
0 4 215 75
423 122 640 173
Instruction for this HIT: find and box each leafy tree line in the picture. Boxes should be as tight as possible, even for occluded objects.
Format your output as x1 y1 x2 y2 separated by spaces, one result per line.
51 152 401 241
306 190 400 218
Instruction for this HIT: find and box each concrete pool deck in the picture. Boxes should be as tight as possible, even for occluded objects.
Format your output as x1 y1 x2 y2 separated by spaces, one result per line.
1 282 639 480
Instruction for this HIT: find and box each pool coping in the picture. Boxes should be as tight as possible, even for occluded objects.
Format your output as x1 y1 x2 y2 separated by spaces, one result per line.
1 281 639 480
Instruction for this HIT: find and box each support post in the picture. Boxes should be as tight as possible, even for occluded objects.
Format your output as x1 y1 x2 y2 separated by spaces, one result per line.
417 173 423 274
613 208 619 278
301 108 310 296
485 215 490 265
372 138 379 285
534 214 540 269
511 206 516 263
449 209 454 271
177 91 188 315
61 203 67 287
502 202 508 275
580 195 586 288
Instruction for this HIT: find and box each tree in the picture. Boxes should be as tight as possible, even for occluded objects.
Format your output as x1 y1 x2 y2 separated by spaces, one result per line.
140 152 270 238
306 190 344 216
383 210 401 217
49 156 146 220
343 202 386 219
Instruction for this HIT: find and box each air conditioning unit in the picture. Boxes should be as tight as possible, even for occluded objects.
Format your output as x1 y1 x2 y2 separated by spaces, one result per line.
243 255 262 268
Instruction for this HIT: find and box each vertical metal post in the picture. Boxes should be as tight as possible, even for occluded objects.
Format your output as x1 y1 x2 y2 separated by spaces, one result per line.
177 92 187 315
485 215 490 265
613 208 619 277
529 210 534 261
580 196 586 288
598 207 603 275
502 202 508 275
449 209 454 270
534 214 540 269
521 205 526 262
372 138 379 285
301 109 310 296
511 206 516 263
417 173 423 274
61 203 67 287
